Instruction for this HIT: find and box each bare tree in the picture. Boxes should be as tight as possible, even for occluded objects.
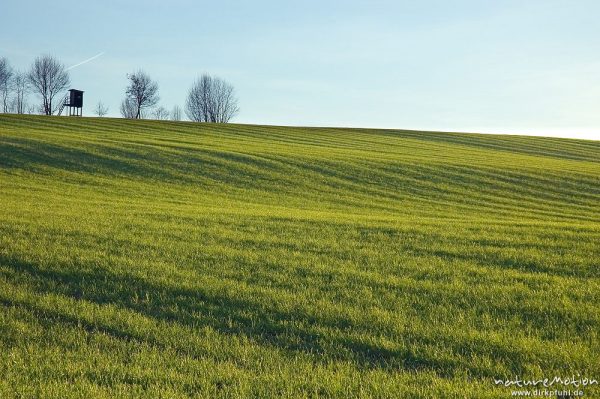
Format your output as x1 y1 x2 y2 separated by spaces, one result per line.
212 77 239 122
152 106 169 120
171 105 182 121
185 74 239 123
0 57 14 113
27 55 70 115
186 75 210 122
94 101 109 117
125 70 159 119
11 71 29 114
26 103 40 115
120 97 137 119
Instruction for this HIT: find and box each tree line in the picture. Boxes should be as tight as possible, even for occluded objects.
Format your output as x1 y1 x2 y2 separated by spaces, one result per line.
0 54 239 122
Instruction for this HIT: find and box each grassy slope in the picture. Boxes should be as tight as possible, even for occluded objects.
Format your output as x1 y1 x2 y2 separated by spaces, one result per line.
0 114 599 398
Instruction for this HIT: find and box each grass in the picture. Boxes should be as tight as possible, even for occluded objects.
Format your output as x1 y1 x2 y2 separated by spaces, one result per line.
0 114 599 398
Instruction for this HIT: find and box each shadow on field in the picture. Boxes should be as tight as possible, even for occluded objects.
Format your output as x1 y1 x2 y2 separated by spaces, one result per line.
406 246 596 278
0 137 185 182
0 254 461 374
0 136 299 192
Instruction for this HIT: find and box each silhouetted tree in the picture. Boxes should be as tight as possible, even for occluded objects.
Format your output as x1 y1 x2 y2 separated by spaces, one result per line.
171 105 182 121
152 106 169 120
120 97 137 119
0 57 14 113
26 103 39 115
27 55 70 115
94 101 109 117
11 71 29 114
125 70 159 119
185 74 239 123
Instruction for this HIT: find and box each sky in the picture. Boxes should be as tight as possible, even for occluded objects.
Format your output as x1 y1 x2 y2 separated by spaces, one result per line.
1 0 600 140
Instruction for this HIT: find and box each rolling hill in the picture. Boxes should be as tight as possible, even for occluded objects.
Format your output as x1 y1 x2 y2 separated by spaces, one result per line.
1 114 599 398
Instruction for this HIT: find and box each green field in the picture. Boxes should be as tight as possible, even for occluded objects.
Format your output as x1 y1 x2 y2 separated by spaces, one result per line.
0 114 599 398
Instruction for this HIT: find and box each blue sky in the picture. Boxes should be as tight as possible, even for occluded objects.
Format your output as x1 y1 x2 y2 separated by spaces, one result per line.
1 0 600 139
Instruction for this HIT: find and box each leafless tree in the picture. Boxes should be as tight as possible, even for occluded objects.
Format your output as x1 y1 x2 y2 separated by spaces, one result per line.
94 101 109 117
0 57 14 113
185 74 239 123
10 72 29 114
27 55 70 115
26 103 40 115
125 70 159 119
120 97 137 119
186 75 210 122
171 105 182 121
152 106 170 120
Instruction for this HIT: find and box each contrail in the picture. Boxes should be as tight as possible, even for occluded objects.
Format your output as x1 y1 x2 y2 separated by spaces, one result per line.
66 52 105 70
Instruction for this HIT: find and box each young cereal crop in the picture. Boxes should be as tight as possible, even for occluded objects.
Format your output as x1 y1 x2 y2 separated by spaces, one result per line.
0 114 599 398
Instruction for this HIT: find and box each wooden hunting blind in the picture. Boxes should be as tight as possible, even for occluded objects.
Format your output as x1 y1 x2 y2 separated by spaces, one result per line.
57 89 84 116
69 89 84 108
